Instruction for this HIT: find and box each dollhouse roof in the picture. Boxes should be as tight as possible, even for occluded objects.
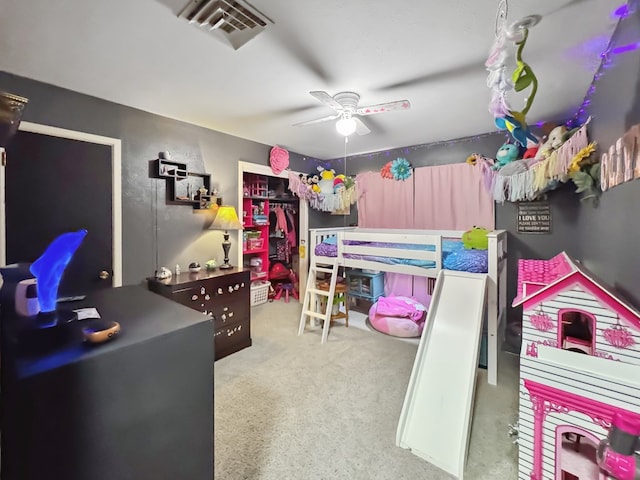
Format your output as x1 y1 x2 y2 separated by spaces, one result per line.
512 251 640 330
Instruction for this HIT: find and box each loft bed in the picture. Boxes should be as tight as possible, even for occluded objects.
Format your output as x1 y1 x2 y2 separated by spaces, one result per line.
309 227 508 386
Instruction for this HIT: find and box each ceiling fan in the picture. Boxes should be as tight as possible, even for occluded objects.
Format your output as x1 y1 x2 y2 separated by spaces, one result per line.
293 91 411 136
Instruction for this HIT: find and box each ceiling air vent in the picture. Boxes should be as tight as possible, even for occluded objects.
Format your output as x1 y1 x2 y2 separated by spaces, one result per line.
178 0 273 50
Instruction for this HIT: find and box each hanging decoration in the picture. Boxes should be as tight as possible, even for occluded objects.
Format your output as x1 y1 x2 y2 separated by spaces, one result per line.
380 161 394 179
269 145 289 175
486 1 541 148
390 157 413 180
603 318 636 349
467 116 600 204
287 170 357 213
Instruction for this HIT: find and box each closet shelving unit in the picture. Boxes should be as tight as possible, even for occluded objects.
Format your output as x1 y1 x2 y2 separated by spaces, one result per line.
241 173 299 284
242 174 270 281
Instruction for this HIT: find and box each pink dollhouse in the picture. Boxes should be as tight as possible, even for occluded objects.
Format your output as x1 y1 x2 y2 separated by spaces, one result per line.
513 252 640 480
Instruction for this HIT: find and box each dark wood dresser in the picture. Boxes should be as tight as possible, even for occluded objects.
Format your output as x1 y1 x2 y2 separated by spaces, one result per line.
147 267 251 360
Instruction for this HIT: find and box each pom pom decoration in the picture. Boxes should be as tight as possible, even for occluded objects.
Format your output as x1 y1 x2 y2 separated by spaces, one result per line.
380 161 394 179
390 157 413 180
269 145 289 175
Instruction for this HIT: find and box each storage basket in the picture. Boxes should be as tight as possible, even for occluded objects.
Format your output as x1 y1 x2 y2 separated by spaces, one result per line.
250 280 270 306
247 237 264 250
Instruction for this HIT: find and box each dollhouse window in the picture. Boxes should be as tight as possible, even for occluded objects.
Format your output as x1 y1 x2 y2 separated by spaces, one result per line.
559 309 595 355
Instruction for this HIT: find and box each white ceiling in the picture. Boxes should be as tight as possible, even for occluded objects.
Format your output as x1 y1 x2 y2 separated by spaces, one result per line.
0 0 623 159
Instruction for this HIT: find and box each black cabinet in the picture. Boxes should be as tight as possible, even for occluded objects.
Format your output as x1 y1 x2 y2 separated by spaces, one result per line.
1 285 214 480
147 267 251 360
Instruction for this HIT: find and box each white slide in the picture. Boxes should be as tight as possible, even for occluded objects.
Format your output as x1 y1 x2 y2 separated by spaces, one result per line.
396 270 487 479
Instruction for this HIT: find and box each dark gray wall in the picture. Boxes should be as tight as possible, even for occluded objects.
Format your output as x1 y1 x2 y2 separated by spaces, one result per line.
573 4 640 306
0 72 292 284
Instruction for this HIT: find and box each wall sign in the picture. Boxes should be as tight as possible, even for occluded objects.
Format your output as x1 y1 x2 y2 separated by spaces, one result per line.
517 202 552 234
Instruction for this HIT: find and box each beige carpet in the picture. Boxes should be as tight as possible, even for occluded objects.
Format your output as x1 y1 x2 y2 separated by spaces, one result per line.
214 301 520 479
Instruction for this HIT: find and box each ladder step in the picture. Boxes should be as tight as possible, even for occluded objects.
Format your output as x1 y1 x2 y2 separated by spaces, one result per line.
303 310 328 320
313 267 336 274
306 288 331 296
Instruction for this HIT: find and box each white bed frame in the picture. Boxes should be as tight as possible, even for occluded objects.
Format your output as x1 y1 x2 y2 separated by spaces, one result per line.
308 227 508 386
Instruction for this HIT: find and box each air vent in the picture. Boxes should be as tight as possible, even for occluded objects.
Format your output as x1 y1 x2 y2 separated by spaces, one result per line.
178 0 273 50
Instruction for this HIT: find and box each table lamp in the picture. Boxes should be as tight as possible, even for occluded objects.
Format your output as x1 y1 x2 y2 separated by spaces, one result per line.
210 205 243 269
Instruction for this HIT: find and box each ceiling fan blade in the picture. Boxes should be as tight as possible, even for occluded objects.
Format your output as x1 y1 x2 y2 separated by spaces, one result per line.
309 91 344 111
293 113 341 127
353 117 371 136
356 99 411 116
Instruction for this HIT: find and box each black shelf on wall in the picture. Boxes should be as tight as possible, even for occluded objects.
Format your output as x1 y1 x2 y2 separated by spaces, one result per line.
154 158 220 210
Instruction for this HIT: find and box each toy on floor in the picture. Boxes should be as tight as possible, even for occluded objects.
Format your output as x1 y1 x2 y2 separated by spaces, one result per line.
368 296 429 338
513 251 640 480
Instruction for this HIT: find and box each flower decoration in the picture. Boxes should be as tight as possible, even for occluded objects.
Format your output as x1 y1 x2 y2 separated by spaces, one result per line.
568 142 597 173
269 145 289 175
380 161 393 179
390 157 412 181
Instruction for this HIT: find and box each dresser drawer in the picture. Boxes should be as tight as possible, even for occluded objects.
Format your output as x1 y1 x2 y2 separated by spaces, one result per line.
215 318 251 360
212 298 249 330
147 268 252 361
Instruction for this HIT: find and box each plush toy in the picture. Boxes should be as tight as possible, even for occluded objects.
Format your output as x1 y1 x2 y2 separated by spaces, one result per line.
307 170 321 193
462 226 490 250
535 125 567 160
333 175 345 193
492 143 520 170
317 166 336 194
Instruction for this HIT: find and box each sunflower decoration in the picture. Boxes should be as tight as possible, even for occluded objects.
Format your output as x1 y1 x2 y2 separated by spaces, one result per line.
567 142 600 204
390 157 413 181
380 161 394 179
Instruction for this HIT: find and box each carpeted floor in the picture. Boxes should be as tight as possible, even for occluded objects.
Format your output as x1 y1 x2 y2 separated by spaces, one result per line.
214 301 520 480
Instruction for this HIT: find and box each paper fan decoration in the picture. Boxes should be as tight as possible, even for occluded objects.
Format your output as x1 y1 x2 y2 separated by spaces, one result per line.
391 157 413 180
380 161 394 179
269 146 289 175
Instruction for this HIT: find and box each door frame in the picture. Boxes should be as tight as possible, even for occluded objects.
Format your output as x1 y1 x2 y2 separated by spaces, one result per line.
0 121 122 287
237 161 308 303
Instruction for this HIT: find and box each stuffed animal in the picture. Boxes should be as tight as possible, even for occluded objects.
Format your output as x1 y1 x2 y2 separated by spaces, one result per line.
333 175 345 193
535 125 567 160
307 170 321 193
462 226 489 250
317 166 336 194
492 143 520 170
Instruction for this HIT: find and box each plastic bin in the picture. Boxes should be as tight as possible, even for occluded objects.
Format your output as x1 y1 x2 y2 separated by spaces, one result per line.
250 280 270 306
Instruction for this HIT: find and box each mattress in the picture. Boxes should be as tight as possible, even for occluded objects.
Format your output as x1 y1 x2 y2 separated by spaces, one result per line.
314 238 488 273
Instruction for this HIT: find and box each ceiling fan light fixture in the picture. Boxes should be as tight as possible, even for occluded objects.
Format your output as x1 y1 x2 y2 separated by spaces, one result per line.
336 116 357 136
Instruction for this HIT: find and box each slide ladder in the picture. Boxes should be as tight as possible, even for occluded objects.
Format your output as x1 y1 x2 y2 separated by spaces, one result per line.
396 269 487 479
298 257 339 344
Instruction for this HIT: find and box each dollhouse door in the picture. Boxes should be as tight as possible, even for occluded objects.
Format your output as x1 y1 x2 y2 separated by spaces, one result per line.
2 124 121 296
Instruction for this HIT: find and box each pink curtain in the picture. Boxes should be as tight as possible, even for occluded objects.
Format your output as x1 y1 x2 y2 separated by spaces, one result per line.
355 171 414 227
413 163 495 230
356 171 414 296
412 163 495 302
356 163 496 305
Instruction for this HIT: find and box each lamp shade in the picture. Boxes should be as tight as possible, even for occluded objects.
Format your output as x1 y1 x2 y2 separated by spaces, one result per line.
210 205 243 231
336 116 357 136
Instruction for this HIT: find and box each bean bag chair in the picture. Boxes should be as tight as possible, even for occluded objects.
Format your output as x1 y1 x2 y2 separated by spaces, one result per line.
368 296 429 338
